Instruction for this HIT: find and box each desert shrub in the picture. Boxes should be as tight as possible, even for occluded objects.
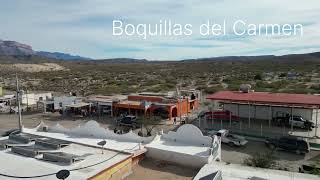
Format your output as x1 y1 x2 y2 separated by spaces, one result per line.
311 84 320 91
243 151 276 168
254 73 263 80
203 86 223 94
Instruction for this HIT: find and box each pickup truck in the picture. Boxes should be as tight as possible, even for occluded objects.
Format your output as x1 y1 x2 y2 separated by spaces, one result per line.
208 129 248 146
265 136 310 155
272 113 314 130
116 115 141 129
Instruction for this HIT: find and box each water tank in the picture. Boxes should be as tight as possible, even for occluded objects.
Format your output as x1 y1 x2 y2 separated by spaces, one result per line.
239 84 252 93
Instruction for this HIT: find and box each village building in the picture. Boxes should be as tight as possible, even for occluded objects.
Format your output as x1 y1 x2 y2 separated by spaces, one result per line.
207 90 320 148
21 92 52 105
37 96 83 113
194 162 319 180
146 124 221 168
113 90 201 120
87 95 127 117
0 120 150 179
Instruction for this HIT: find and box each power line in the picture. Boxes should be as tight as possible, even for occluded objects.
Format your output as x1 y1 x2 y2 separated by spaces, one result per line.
0 172 57 179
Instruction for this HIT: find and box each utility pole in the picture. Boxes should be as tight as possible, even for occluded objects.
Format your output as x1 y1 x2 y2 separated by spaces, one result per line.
26 88 29 112
177 86 182 124
16 74 22 132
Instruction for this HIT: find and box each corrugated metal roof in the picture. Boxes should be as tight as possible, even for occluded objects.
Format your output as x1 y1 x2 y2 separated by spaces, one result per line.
207 91 320 107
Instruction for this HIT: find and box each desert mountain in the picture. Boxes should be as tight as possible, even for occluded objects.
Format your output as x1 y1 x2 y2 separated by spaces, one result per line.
0 39 89 60
0 40 34 56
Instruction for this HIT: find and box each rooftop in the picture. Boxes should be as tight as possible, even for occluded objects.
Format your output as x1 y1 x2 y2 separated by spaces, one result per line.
194 162 319 180
65 102 91 108
22 120 152 154
146 124 220 168
87 95 127 103
0 134 132 180
207 91 320 108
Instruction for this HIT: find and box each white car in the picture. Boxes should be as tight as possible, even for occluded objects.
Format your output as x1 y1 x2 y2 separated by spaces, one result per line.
208 129 248 146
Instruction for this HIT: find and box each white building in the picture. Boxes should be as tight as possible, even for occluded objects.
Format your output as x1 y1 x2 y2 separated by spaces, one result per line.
0 121 151 180
207 91 320 139
194 162 319 180
21 92 52 105
146 124 221 168
207 91 320 124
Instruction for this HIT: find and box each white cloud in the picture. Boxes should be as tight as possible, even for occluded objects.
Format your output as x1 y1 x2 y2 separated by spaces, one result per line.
0 0 319 60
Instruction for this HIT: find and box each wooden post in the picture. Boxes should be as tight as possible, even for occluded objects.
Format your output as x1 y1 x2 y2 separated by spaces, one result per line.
248 103 251 129
128 104 131 115
291 106 294 132
229 111 232 128
269 106 272 128
315 108 319 137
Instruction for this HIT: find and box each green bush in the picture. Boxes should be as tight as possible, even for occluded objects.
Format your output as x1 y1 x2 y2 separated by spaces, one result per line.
254 73 263 80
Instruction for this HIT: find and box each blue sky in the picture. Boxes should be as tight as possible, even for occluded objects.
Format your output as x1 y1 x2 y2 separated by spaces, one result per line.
0 0 320 60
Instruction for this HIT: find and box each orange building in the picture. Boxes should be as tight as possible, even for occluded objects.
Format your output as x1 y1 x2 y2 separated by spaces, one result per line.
113 91 201 120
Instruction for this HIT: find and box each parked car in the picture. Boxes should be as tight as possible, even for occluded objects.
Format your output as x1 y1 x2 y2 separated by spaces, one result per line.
289 116 315 130
208 129 248 146
1 129 20 137
299 164 320 174
272 112 314 130
265 136 310 155
116 115 140 129
200 110 240 121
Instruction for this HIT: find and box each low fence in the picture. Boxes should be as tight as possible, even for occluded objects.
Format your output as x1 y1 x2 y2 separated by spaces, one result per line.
197 117 316 139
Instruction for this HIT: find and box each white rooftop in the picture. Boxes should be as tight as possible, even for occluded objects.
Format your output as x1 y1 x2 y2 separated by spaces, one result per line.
147 138 211 156
22 120 152 155
194 162 319 180
146 124 221 168
0 136 131 180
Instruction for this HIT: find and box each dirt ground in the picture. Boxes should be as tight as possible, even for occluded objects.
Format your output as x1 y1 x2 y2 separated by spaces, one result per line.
127 158 198 180
221 140 320 172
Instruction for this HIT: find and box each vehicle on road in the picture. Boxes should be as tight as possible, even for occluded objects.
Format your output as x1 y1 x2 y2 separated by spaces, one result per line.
208 129 248 146
116 115 141 129
299 164 320 174
1 129 20 137
198 110 240 121
272 112 314 130
265 136 310 155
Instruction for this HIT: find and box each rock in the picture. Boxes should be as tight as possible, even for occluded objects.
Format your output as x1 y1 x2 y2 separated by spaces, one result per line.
0 40 35 56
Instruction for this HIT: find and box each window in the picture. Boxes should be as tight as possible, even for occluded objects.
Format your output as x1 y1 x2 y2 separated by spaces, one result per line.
293 117 300 121
59 102 63 108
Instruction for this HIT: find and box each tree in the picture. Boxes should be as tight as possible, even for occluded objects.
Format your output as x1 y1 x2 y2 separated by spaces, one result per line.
136 116 162 137
254 73 263 80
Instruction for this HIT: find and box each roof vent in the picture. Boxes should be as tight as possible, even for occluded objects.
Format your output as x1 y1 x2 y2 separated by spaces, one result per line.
249 177 268 180
42 152 86 165
11 146 40 157
9 134 31 144
239 84 252 93
35 139 71 150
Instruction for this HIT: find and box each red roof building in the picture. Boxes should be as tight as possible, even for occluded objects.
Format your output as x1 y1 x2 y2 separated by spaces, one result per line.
207 91 320 108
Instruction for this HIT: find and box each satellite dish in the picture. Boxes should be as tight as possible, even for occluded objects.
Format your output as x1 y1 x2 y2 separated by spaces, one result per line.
97 140 107 154
239 84 252 93
97 140 106 146
56 170 70 180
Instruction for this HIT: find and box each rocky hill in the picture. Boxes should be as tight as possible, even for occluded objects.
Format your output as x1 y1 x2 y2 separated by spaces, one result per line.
36 51 91 60
0 39 89 60
0 40 34 56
